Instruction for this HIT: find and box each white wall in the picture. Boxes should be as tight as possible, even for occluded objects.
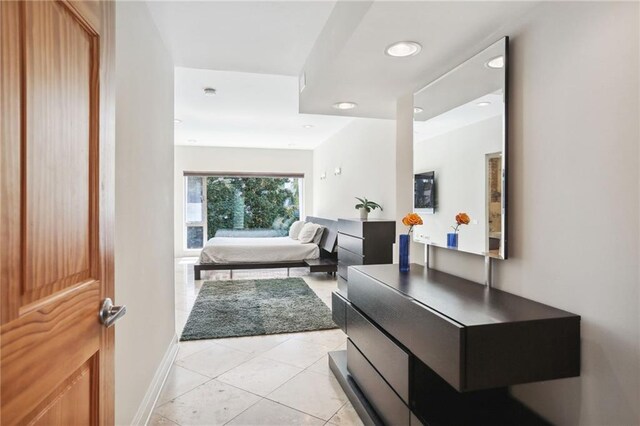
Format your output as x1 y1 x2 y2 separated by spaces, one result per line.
115 2 176 424
414 116 502 253
313 119 396 220
174 146 313 257
397 2 639 424
396 95 417 263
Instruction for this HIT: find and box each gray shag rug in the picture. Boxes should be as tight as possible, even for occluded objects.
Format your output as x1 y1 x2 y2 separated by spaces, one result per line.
180 277 337 341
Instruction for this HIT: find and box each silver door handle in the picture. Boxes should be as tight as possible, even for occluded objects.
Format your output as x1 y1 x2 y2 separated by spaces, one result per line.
99 298 127 328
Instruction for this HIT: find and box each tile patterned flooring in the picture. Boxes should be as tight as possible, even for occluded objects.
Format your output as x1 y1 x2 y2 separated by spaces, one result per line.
149 259 362 426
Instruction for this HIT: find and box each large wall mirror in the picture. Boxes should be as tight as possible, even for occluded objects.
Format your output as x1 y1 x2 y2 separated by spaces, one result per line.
413 37 508 259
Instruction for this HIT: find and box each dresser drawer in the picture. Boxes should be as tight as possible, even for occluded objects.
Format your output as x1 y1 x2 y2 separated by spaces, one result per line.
331 291 349 333
347 305 409 403
338 219 363 238
339 247 364 267
347 340 410 426
349 268 464 390
338 263 348 281
337 276 348 297
338 233 364 256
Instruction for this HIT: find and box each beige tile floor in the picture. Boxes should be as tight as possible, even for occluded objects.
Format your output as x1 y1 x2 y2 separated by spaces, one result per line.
150 259 363 426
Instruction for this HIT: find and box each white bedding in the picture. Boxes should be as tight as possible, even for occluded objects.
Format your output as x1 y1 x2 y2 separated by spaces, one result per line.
198 237 320 264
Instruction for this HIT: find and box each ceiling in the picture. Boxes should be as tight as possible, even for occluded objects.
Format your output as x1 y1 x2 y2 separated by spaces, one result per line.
414 38 506 122
414 92 503 142
149 0 541 148
146 1 336 76
174 67 353 149
299 1 538 119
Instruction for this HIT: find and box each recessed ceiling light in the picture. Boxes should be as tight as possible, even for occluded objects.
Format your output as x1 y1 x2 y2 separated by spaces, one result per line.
174 119 182 124
414 107 423 114
333 102 357 110
203 87 217 96
303 124 314 129
486 56 504 69
477 101 491 107
385 41 422 57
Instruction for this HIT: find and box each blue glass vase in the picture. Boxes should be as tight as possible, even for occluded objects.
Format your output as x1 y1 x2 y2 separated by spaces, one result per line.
399 234 410 273
447 232 458 248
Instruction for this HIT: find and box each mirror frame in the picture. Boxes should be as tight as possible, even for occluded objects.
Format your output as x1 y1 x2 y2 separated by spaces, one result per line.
413 37 509 259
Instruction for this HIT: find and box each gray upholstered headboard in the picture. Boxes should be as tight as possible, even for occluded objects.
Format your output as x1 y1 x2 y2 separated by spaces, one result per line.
306 216 338 253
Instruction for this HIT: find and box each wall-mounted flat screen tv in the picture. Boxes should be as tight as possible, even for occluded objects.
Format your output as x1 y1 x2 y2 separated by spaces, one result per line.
414 172 435 214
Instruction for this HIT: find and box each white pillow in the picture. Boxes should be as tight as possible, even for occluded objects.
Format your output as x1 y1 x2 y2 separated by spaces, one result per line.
298 223 321 243
288 220 305 239
313 226 325 245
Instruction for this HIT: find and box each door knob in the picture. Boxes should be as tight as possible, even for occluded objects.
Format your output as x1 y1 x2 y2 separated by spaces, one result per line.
99 298 127 328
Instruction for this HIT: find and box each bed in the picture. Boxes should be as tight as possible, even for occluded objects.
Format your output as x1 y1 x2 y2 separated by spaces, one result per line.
193 216 338 280
199 237 319 264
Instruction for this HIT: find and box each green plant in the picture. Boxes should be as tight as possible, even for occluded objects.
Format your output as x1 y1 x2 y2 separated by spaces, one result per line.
354 197 382 213
207 177 299 238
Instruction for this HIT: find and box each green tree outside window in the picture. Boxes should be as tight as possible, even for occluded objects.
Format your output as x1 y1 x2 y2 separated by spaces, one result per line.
206 177 300 239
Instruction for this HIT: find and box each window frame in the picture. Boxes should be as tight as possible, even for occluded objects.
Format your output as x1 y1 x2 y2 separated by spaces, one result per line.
184 176 207 250
183 172 305 251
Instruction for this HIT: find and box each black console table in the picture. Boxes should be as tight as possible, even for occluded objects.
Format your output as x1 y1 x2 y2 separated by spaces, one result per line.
330 263 581 426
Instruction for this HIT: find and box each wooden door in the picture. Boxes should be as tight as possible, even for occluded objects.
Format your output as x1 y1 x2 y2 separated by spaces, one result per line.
1 1 115 424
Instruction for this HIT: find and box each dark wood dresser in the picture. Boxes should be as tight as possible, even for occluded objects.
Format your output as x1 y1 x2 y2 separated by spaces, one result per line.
336 219 396 288
332 219 395 332
330 263 581 426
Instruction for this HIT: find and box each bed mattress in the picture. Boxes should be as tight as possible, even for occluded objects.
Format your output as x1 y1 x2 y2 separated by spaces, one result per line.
198 237 320 264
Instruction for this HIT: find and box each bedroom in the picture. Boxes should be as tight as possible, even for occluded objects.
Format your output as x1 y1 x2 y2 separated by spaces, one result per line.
168 66 387 424
158 1 638 422
1 1 638 426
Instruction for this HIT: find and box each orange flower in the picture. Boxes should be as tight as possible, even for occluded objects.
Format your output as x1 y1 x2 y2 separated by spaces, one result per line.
403 213 423 226
451 212 471 233
455 212 470 226
402 213 423 233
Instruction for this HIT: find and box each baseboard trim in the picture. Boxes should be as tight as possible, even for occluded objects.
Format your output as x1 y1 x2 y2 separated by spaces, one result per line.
132 333 179 426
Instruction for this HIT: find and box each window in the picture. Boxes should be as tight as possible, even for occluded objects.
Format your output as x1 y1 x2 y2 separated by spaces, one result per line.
185 176 206 249
184 173 304 249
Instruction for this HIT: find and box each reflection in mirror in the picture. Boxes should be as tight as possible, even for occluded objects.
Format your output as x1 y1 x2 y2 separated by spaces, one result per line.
413 37 507 259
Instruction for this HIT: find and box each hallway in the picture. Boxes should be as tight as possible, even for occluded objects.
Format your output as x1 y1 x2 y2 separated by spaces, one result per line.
149 260 361 425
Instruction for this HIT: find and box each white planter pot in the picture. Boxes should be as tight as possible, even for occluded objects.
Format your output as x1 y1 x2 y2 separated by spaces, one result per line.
359 208 368 220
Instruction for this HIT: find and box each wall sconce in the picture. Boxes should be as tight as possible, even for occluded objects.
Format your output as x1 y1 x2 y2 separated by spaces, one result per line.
334 167 342 176
319 172 327 180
